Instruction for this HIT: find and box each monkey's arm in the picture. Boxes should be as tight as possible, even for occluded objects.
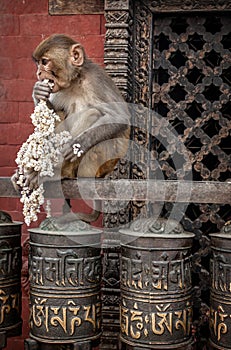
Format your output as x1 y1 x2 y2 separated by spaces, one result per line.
62 106 130 162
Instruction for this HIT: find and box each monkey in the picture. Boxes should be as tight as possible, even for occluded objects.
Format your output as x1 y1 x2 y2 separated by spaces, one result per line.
11 34 130 224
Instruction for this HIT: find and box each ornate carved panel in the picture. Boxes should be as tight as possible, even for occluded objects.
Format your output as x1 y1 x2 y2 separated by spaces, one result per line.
49 0 104 14
147 0 231 12
104 0 133 229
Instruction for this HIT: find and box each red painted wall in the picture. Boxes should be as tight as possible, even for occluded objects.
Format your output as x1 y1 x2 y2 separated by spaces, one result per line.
0 1 106 348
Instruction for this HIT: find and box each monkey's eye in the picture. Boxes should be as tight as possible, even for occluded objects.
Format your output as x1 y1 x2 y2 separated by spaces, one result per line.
41 58 49 66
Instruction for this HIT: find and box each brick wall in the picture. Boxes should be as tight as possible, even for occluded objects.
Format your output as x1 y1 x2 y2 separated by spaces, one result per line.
0 1 105 348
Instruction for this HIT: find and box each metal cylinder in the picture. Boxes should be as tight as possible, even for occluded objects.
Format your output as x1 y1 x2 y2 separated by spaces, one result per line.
28 223 102 344
209 222 231 350
0 212 22 337
119 218 194 349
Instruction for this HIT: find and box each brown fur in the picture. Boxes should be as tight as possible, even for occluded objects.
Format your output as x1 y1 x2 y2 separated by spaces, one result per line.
32 34 130 222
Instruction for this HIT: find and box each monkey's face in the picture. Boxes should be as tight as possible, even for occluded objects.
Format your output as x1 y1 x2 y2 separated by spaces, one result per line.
36 54 72 93
33 36 85 94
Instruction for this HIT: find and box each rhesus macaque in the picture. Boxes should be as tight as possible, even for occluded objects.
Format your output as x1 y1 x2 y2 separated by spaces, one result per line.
12 34 130 223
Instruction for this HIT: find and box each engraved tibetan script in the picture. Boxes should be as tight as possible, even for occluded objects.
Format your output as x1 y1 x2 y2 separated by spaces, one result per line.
120 300 192 340
211 255 231 293
30 249 101 287
0 243 21 276
0 289 21 324
30 298 101 336
210 305 231 342
121 255 192 291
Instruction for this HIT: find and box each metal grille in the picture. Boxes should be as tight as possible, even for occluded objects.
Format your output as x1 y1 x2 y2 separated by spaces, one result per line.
151 14 231 233
152 15 230 182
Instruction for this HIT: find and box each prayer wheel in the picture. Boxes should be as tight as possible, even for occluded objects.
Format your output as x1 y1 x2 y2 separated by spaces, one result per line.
0 212 22 339
209 222 231 350
28 220 102 345
119 218 194 349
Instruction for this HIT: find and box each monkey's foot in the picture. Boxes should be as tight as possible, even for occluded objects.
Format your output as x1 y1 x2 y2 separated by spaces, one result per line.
72 143 84 157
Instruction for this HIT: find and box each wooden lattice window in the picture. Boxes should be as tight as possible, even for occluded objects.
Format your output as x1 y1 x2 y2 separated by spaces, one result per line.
152 14 230 183
131 3 231 231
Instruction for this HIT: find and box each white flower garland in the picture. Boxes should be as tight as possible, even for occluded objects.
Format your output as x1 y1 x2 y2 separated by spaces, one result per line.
16 92 72 226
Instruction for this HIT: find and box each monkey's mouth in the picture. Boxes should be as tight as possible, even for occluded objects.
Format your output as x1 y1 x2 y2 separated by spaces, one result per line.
44 79 55 90
48 78 55 85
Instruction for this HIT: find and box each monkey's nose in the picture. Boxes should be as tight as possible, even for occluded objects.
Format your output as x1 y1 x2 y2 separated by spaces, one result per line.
37 71 44 81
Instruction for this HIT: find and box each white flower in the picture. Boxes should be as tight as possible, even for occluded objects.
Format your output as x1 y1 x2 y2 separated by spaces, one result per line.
16 100 72 226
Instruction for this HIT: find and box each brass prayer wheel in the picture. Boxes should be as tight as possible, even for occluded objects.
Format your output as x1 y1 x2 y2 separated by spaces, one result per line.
0 212 22 338
119 218 194 349
28 219 102 344
209 222 231 350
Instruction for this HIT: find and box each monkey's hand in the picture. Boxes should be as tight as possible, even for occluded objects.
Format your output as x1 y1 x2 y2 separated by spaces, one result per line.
11 169 38 191
12 169 39 191
11 170 21 192
23 169 40 190
32 80 53 105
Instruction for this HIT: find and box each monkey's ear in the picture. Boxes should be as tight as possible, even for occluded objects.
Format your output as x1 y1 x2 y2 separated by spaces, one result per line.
70 44 85 67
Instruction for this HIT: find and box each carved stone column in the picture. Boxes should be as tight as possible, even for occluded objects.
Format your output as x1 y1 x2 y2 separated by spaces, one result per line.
104 0 133 101
120 218 194 349
209 222 231 350
102 2 134 349
100 233 121 349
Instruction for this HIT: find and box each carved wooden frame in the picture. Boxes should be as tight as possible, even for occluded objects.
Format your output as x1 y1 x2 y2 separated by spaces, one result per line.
140 0 231 13
104 0 231 96
104 0 133 101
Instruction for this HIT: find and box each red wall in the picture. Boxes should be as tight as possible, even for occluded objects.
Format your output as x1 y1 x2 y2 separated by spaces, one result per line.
0 1 105 348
